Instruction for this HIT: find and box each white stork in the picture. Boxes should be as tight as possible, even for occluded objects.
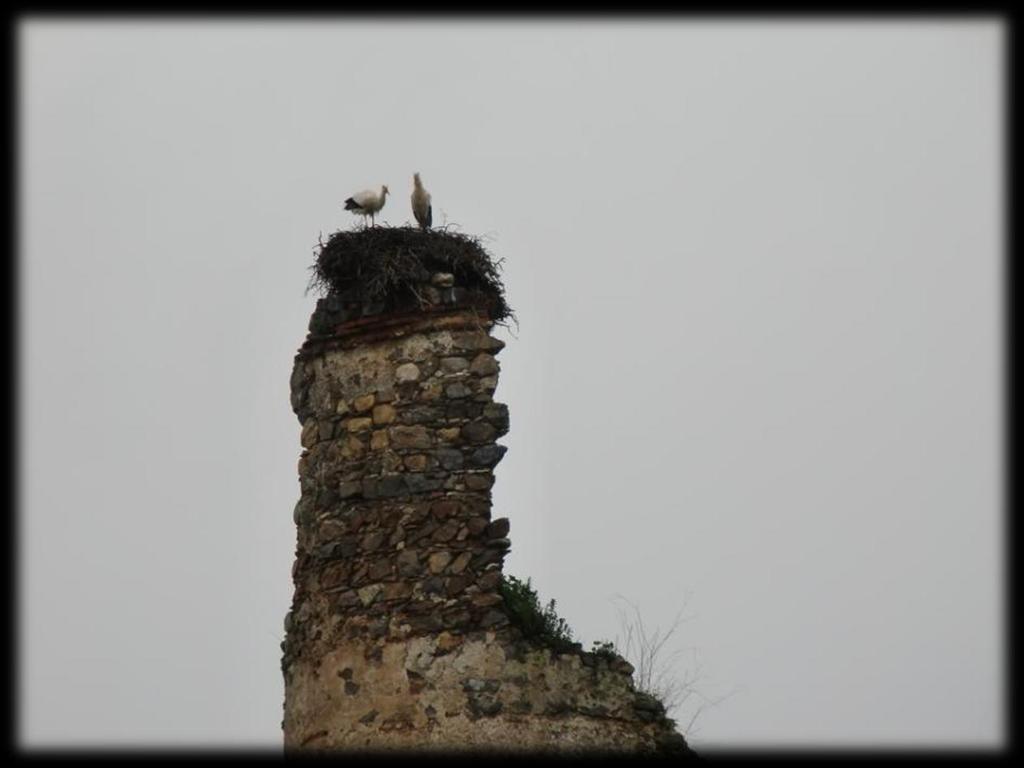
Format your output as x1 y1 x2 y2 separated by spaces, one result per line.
344 185 389 227
411 173 432 230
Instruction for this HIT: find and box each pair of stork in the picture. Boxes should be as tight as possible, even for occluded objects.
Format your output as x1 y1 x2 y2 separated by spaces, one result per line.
344 173 432 229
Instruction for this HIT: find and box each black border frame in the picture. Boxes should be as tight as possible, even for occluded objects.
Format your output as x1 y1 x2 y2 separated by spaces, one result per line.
4 8 1014 762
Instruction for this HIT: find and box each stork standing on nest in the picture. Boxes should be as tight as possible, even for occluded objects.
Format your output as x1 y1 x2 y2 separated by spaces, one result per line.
411 173 432 230
344 185 389 227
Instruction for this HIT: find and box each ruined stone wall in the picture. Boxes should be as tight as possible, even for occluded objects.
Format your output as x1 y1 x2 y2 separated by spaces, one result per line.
283 273 692 755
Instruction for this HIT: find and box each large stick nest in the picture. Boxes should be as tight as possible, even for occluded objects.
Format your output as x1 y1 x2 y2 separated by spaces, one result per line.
308 225 514 325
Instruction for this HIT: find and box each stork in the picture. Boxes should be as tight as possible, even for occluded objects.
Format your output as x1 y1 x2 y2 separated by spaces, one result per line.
411 173 432 230
344 185 389 227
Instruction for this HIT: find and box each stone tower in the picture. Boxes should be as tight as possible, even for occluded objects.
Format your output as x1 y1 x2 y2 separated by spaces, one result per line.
283 233 692 755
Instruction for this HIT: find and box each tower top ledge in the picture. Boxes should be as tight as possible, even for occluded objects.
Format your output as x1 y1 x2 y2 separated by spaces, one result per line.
303 226 512 354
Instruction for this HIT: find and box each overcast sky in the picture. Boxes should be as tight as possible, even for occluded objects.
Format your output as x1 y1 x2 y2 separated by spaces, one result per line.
19 18 1004 750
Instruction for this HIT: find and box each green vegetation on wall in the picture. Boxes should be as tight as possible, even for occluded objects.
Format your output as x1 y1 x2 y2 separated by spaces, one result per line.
499 575 578 653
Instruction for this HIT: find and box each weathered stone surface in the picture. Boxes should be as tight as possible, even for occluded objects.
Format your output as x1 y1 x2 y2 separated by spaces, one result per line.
364 528 387 552
450 331 505 354
400 404 444 425
464 472 494 491
404 613 444 634
483 402 510 430
471 592 503 608
470 444 508 467
395 363 421 383
357 584 383 607
466 517 489 536
406 521 438 545
283 629 688 750
445 401 472 420
431 500 459 520
477 609 510 629
286 306 690 756
435 631 463 655
403 454 429 472
470 353 499 376
445 573 473 595
471 549 505 570
301 418 318 448
395 549 420 577
427 551 452 574
486 518 510 539
321 562 351 590
445 382 471 399
439 356 469 374
418 380 444 401
420 576 445 595
378 475 407 498
367 559 392 581
461 420 497 444
354 393 376 413
380 452 403 475
477 569 503 591
406 473 445 493
293 496 313 525
339 435 366 460
449 551 473 575
389 425 432 450
383 581 412 601
435 448 464 471
372 404 397 425
339 480 362 499
334 589 360 610
290 362 308 395
438 427 461 443
431 520 460 543
442 608 471 628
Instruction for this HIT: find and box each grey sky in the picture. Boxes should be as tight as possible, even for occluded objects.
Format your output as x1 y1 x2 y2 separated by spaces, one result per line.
19 19 1003 749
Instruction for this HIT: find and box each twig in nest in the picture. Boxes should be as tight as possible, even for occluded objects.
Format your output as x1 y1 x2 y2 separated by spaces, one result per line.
307 224 514 326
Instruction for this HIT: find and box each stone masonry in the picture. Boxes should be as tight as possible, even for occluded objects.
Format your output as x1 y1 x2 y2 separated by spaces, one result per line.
283 267 692 755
